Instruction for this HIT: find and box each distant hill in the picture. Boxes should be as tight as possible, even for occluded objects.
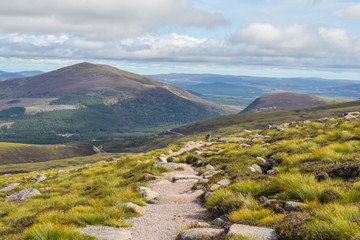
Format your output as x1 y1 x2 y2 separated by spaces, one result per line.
0 70 43 80
0 63 229 144
241 92 353 113
102 100 360 153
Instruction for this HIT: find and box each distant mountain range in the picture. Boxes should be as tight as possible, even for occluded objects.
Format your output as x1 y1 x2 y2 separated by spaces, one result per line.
0 63 229 144
0 70 43 80
148 73 360 101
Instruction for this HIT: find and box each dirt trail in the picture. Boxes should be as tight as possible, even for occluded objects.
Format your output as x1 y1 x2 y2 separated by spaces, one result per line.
82 143 207 240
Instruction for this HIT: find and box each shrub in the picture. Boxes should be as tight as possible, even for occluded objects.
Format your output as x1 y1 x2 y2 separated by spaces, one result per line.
319 189 342 204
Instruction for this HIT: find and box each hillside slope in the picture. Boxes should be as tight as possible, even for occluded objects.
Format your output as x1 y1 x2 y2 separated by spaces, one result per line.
241 92 353 113
0 63 229 143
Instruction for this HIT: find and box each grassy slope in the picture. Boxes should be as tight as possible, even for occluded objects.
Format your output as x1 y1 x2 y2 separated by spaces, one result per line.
102 100 360 153
1 110 360 239
0 142 95 165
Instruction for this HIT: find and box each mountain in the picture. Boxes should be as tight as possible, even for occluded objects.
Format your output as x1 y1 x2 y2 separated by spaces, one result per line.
0 62 229 144
240 92 353 113
148 73 360 100
0 70 43 80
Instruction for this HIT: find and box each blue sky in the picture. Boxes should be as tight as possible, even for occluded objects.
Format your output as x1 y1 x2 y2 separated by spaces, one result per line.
0 0 360 80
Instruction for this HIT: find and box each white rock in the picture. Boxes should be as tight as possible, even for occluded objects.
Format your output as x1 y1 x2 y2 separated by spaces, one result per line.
121 202 145 215
5 188 41 202
0 183 20 192
256 156 266 164
217 179 231 186
177 228 223 240
228 224 278 240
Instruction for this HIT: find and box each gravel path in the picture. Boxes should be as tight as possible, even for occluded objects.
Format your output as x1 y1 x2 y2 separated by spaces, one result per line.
82 143 207 240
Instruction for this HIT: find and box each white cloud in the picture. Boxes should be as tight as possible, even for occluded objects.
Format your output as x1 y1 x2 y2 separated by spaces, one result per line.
0 0 228 39
335 4 360 21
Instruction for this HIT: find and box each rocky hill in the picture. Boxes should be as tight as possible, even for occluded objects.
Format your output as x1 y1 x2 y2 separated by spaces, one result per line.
241 92 352 113
1 111 360 239
0 63 230 144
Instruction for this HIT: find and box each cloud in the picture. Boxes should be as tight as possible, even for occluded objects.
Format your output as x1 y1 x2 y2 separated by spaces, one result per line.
335 4 360 21
0 0 228 39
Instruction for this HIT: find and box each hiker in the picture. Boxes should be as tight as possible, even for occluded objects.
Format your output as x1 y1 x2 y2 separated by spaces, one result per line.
205 133 211 141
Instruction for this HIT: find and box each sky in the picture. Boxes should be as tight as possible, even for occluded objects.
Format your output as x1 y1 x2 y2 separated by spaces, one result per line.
0 0 360 80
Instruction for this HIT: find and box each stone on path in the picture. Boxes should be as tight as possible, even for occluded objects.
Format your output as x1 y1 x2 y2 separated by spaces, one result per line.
121 202 145 215
5 188 41 202
0 183 20 192
82 226 131 240
138 187 159 201
228 224 278 240
177 228 224 240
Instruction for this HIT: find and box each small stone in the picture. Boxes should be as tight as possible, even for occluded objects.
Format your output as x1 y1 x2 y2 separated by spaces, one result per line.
248 166 256 172
217 179 231 187
198 179 209 184
5 188 41 202
0 183 20 192
228 224 278 240
267 169 277 176
157 156 167 163
138 187 159 200
250 164 263 173
284 201 305 211
204 192 214 199
205 165 214 170
211 218 224 227
195 151 203 155
57 170 69 176
121 202 145 215
168 149 173 154
177 228 223 240
35 175 47 183
143 173 157 181
201 170 221 179
239 143 251 147
195 221 211 228
210 184 221 191
256 156 266 164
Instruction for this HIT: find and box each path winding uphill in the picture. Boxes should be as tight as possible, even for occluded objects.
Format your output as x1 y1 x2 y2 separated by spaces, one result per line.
82 142 208 240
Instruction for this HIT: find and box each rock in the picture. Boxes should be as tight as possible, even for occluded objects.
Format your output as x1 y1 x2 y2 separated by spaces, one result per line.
205 164 214 170
239 143 251 147
138 187 159 200
57 170 69 176
284 201 305 211
180 164 195 172
195 221 211 228
210 184 221 191
0 183 20 192
121 202 145 215
248 166 256 172
177 228 223 240
234 129 250 133
201 170 221 179
5 188 41 202
147 190 204 204
35 175 47 183
198 179 209 184
256 156 266 164
228 224 278 240
211 218 224 227
267 169 277 176
217 137 247 143
250 164 263 173
168 149 173 154
157 156 167 163
217 179 231 187
195 151 203 155
143 173 157 181
204 192 214 199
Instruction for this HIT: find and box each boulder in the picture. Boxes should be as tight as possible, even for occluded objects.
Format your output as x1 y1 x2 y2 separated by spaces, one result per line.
284 201 305 211
138 186 159 200
228 224 278 240
0 183 20 192
205 165 214 170
5 188 41 202
120 202 145 215
177 228 223 240
217 179 231 187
